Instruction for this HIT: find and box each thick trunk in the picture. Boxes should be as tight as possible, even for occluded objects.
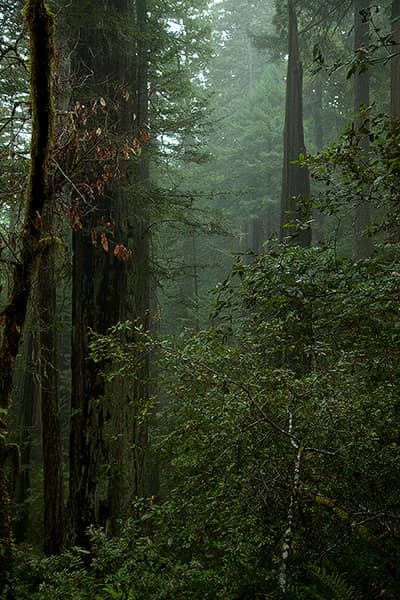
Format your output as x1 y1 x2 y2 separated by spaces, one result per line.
245 3 264 252
39 213 63 555
353 0 372 258
68 0 151 544
280 1 311 247
13 328 40 543
70 229 129 542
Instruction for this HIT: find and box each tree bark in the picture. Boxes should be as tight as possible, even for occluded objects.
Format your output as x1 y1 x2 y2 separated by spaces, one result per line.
39 211 63 555
353 0 372 259
68 0 151 545
13 326 40 543
0 0 55 585
280 1 311 247
313 76 323 151
390 1 400 241
127 0 151 504
391 0 400 118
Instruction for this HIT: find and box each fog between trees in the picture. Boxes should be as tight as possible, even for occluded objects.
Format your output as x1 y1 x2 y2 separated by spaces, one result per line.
0 1 400 598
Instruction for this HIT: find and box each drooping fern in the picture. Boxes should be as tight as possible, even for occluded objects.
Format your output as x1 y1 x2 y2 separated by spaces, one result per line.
287 567 362 600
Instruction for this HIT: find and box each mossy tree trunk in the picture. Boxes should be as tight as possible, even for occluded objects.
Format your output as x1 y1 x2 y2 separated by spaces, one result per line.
0 0 55 586
280 1 311 247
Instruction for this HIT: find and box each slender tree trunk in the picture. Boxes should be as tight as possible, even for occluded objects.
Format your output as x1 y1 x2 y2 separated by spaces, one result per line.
312 74 325 244
0 0 55 585
280 1 311 247
179 29 200 329
391 0 400 117
182 230 199 330
353 0 372 258
390 0 400 240
279 443 302 594
313 76 323 151
246 0 254 95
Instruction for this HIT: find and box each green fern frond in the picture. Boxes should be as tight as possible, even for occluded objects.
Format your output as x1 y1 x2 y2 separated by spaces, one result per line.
313 568 362 600
287 567 362 600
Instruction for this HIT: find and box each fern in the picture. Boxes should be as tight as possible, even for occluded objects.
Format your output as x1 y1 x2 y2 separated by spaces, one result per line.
287 567 362 600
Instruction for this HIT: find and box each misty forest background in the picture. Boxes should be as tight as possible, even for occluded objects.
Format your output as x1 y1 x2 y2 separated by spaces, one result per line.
0 0 400 598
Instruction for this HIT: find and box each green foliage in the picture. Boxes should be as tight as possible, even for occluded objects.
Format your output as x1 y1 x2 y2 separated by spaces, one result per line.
304 109 400 247
287 568 363 600
78 236 400 598
10 237 400 598
5 0 400 598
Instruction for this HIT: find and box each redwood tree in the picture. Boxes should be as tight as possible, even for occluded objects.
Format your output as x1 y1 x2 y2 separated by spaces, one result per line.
67 0 151 545
280 1 311 247
39 204 63 555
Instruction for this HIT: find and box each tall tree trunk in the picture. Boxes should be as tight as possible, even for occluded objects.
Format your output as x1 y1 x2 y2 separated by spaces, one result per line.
312 73 325 244
391 0 400 117
246 0 254 94
245 2 264 252
313 75 324 151
182 231 199 331
180 32 200 330
277 10 312 583
13 325 40 543
280 1 311 247
68 0 151 545
0 0 55 585
353 0 372 258
390 0 400 240
128 0 151 503
39 206 63 555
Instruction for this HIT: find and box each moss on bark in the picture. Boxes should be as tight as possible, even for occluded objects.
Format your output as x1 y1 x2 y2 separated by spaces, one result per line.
0 0 55 588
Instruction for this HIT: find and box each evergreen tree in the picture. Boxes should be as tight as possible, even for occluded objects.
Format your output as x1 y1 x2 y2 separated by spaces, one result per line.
65 0 151 544
280 1 311 246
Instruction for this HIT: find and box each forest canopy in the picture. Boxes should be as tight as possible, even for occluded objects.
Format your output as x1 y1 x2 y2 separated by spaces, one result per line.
0 0 399 598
